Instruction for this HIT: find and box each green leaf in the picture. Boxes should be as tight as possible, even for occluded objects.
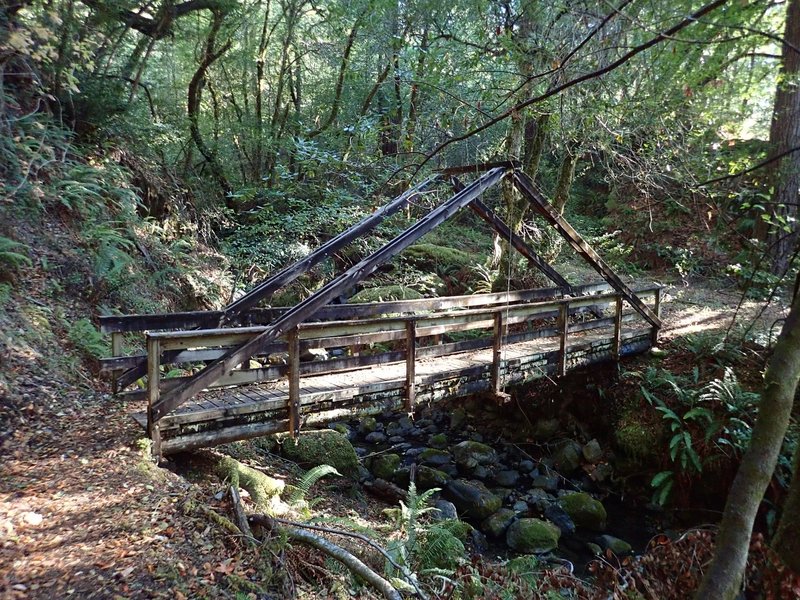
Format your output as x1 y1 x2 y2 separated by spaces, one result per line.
651 470 673 488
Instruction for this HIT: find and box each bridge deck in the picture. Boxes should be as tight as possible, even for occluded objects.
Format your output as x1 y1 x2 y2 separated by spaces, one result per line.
130 324 651 454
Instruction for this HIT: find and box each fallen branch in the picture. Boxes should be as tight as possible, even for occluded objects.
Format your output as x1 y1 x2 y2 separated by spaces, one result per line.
230 485 258 546
271 517 428 600
250 514 403 600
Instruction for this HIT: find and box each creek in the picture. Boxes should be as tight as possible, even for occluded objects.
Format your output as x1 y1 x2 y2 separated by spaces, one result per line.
329 374 679 573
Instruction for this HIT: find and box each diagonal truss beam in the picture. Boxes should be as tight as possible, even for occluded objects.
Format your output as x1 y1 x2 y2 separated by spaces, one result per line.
116 176 436 390
150 167 510 421
449 176 571 290
511 170 661 328
219 175 438 325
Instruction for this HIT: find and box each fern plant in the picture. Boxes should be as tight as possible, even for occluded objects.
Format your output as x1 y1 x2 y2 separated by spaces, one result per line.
0 236 32 280
286 464 340 517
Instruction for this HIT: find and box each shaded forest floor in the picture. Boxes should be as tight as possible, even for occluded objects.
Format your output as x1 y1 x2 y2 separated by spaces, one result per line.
0 277 789 599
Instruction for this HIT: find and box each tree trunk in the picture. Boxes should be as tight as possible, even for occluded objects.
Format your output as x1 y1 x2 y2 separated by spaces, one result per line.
187 10 233 202
695 285 800 599
773 438 800 571
754 0 800 275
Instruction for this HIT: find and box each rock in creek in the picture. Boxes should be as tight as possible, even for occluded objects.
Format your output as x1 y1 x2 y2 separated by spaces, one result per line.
559 492 607 531
494 469 520 488
482 508 517 538
432 499 459 521
280 430 359 478
418 448 452 468
365 431 387 444
453 440 498 470
582 439 603 464
301 347 329 361
506 518 561 553
417 465 451 490
552 440 582 474
367 453 401 480
445 479 502 521
597 534 633 556
544 504 576 535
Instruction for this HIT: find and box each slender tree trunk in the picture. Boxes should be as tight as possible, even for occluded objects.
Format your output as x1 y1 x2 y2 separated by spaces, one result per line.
523 113 550 180
187 10 233 202
754 0 800 274
552 149 578 214
405 24 428 152
254 0 272 182
696 283 800 599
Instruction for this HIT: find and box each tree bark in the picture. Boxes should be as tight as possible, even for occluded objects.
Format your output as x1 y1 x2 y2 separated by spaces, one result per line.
695 285 800 599
773 439 800 571
187 10 233 202
757 0 800 275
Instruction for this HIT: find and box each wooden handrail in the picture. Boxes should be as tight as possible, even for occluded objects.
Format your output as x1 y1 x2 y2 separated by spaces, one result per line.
99 280 626 335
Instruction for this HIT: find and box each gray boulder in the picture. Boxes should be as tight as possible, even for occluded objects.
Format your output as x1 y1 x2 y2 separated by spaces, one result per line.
444 479 502 521
453 441 498 470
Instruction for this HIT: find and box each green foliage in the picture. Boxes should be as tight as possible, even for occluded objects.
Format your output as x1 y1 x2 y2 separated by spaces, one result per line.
286 464 341 507
640 365 760 505
67 318 106 360
0 236 32 280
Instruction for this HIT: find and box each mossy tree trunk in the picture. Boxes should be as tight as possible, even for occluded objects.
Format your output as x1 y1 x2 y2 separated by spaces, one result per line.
695 285 800 599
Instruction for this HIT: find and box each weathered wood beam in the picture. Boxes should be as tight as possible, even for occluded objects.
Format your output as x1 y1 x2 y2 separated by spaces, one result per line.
150 167 510 422
436 160 520 176
405 320 416 412
511 170 661 329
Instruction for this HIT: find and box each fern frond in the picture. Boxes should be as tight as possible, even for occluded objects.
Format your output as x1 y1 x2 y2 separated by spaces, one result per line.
286 464 340 505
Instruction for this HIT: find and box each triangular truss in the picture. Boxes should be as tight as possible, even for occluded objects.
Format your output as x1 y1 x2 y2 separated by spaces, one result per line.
139 163 660 426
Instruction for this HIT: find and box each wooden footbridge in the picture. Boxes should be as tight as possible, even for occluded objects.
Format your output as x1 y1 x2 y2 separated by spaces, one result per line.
100 164 662 458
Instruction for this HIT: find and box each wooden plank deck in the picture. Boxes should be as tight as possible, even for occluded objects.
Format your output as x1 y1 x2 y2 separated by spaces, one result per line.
132 326 652 454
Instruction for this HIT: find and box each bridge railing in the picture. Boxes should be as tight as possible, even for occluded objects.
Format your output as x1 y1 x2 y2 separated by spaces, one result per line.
129 284 660 454
99 281 622 389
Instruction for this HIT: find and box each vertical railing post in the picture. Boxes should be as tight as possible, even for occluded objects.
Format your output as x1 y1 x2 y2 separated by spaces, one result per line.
651 287 662 346
613 296 623 360
492 311 504 393
288 327 301 438
558 302 569 377
146 335 162 460
111 332 123 394
405 319 416 412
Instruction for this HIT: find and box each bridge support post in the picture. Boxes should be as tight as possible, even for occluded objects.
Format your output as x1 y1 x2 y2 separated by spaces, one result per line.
651 287 662 346
492 312 504 394
111 332 123 394
613 297 623 360
405 320 416 412
146 336 162 460
288 328 301 438
558 303 569 377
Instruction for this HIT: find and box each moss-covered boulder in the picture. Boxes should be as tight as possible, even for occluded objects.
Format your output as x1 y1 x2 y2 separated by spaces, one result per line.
453 440 498 470
419 448 452 468
559 492 607 531
506 518 560 553
418 465 451 490
481 508 517 538
350 285 423 303
418 525 465 570
429 433 449 449
445 479 502 521
281 430 359 479
367 453 401 480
